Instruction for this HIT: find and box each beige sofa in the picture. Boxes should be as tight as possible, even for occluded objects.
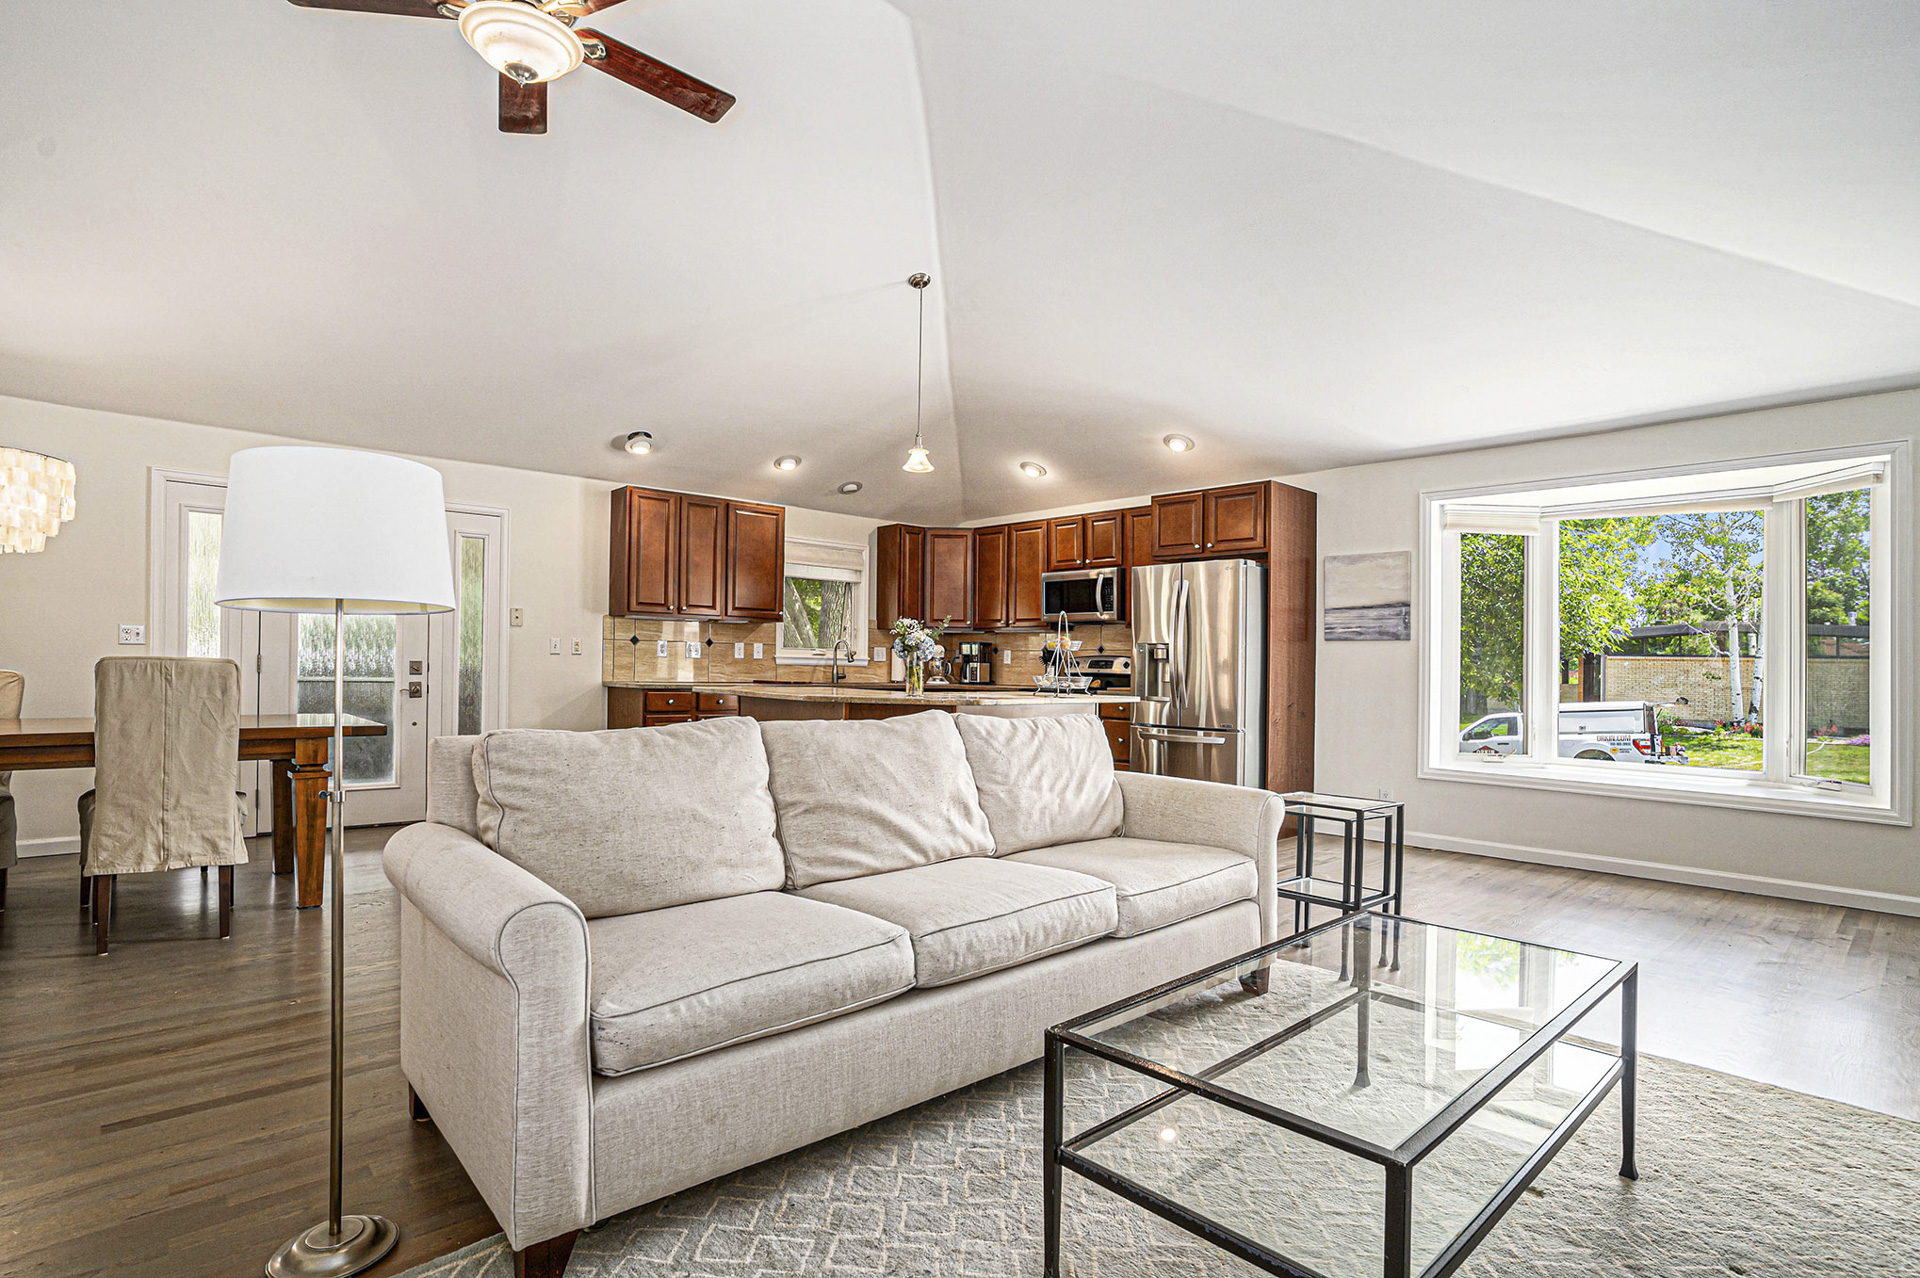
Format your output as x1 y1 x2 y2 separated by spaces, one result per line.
383 709 1284 1277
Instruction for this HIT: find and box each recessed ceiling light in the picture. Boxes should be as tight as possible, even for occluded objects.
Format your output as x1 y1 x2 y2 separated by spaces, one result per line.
838 481 863 495
1163 434 1194 453
1019 461 1048 479
624 431 654 455
774 456 801 472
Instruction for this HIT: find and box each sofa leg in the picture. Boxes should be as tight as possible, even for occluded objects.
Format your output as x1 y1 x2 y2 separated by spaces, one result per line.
514 1230 580 1278
407 1084 432 1124
1240 968 1270 995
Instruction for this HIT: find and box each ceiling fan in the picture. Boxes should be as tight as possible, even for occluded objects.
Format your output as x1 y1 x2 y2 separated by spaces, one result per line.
288 0 735 135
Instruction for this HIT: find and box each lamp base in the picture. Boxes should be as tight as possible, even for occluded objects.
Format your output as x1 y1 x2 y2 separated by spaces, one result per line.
265 1215 399 1278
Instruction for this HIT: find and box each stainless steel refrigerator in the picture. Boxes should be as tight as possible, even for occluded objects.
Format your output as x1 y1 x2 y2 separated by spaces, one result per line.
1130 559 1266 787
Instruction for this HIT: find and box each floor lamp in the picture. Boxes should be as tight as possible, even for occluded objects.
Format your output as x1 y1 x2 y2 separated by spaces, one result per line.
217 446 455 1278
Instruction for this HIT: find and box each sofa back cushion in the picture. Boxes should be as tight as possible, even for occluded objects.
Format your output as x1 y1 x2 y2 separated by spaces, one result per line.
471 717 785 918
952 712 1123 855
758 710 996 889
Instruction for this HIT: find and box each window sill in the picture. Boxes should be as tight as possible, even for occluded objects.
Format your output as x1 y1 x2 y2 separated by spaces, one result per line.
1417 756 1908 826
775 653 870 667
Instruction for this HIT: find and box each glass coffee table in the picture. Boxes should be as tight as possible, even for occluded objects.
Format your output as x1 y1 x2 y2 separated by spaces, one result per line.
1044 912 1637 1278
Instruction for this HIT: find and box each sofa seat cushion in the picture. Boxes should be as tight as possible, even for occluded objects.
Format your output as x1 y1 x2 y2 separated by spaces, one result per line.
797 857 1118 988
587 892 914 1075
1007 839 1257 939
472 717 785 919
759 711 996 889
953 713 1122 855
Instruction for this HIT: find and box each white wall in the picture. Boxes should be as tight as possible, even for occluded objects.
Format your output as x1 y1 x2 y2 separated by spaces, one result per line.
0 394 877 847
1286 387 1920 914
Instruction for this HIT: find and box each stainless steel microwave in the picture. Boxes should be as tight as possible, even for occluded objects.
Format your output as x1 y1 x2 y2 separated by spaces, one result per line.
1040 567 1121 622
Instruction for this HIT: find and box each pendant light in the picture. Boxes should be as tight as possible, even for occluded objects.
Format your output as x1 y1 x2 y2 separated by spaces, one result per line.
902 272 934 474
0 447 78 554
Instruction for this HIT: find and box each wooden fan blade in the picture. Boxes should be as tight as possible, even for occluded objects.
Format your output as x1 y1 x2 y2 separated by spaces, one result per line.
286 0 451 17
576 29 735 123
500 74 548 134
569 0 634 12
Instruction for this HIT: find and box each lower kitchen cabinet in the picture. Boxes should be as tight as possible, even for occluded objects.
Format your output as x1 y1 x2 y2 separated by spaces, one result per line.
607 687 739 729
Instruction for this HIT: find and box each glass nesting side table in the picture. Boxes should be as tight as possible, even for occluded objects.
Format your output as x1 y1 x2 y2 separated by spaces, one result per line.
1278 792 1406 933
1044 911 1637 1278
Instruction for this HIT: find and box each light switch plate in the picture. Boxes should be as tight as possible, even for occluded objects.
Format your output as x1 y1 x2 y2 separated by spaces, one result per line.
656 640 670 658
118 623 145 645
685 641 701 660
1004 649 1013 663
754 643 765 659
549 638 562 655
571 639 583 656
510 608 525 627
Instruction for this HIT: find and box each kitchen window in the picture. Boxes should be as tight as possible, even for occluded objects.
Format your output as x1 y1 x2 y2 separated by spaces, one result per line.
777 537 868 664
1420 446 1907 823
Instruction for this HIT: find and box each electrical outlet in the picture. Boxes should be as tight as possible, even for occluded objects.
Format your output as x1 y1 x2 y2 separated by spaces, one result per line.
510 608 525 627
1003 649 1013 664
685 641 701 660
1378 787 1393 801
549 638 562 655
117 623 145 645
656 640 669 658
873 646 886 663
734 642 746 659
571 639 583 656
754 643 765 659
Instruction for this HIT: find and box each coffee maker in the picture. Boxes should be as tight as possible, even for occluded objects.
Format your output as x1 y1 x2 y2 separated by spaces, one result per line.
955 641 997 685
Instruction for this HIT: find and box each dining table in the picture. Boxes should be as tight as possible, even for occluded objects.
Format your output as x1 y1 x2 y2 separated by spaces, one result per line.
0 714 386 910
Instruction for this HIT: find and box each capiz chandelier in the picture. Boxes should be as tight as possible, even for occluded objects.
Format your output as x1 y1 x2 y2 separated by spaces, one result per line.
0 448 77 554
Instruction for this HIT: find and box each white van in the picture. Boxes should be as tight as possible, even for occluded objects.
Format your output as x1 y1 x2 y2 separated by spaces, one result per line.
1459 701 1661 762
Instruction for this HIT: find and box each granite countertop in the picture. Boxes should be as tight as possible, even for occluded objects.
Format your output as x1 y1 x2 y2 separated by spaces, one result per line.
603 679 1135 706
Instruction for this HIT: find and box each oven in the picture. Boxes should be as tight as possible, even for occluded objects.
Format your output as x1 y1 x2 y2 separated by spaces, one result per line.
1040 566 1121 623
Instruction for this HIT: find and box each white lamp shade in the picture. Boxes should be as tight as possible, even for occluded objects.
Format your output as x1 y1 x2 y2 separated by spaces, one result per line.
215 446 456 614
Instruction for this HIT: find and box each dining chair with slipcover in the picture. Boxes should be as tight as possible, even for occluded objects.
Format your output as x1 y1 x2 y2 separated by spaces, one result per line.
77 657 247 955
0 669 22 910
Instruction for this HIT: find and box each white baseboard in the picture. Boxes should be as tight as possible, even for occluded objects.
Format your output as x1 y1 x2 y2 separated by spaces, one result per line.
18 835 81 859
1411 829 1920 919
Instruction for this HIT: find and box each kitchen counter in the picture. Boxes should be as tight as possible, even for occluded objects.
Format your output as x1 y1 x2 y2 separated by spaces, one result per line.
604 678 1134 706
605 678 1134 723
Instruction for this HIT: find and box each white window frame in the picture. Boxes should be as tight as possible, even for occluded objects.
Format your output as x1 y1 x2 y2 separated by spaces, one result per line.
1418 442 1910 826
776 536 870 665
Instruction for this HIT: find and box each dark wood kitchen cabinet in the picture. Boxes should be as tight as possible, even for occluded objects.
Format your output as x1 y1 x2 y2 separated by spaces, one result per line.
1204 483 1268 555
677 494 727 617
1008 521 1048 628
1125 507 1157 568
972 525 1010 629
875 524 927 629
1045 510 1125 571
609 486 785 622
925 528 974 628
725 501 786 620
1151 490 1206 557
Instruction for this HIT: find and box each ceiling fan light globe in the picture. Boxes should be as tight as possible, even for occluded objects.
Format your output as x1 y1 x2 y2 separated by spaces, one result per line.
459 1 583 85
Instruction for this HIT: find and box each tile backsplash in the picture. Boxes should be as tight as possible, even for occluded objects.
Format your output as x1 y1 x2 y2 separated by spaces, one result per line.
604 617 1134 687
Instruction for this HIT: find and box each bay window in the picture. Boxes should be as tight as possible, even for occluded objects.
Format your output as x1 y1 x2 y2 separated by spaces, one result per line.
1421 447 1906 821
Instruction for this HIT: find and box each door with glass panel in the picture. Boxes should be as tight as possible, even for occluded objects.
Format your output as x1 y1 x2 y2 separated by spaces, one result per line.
161 473 505 828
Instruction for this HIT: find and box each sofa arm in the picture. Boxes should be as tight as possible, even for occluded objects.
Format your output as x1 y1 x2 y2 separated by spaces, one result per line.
382 822 595 1249
1114 771 1285 943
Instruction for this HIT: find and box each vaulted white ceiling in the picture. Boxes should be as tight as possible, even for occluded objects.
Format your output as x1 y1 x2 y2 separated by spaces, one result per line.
3 1 1917 520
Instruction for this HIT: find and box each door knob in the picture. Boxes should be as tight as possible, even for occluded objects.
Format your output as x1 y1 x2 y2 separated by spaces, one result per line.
407 682 423 698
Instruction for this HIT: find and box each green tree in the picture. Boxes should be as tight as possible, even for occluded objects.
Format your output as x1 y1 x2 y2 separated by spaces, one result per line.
1636 510 1765 716
1459 533 1525 711
1804 489 1870 625
1558 517 1656 665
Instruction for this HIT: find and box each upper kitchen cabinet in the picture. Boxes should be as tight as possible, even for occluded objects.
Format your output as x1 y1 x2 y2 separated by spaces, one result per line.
972 525 1010 629
610 486 678 616
678 494 728 617
1151 491 1206 557
1204 483 1268 555
1125 507 1156 568
1008 521 1048 628
875 524 928 629
925 528 974 629
1045 511 1126 570
608 486 785 622
725 501 786 620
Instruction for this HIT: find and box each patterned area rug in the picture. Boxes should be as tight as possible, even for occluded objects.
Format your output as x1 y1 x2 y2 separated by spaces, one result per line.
398 1044 1920 1277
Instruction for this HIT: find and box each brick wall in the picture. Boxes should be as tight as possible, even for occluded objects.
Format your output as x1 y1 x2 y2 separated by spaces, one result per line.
1600 655 1757 718
1806 657 1870 735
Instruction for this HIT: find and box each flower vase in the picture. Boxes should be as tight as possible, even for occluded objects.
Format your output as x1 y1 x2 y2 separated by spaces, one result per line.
906 661 927 696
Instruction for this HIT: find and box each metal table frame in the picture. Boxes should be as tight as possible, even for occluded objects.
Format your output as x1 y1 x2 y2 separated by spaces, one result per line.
1043 911 1639 1278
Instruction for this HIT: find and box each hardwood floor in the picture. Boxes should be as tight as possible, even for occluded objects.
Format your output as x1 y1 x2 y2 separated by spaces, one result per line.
0 832 1914 1277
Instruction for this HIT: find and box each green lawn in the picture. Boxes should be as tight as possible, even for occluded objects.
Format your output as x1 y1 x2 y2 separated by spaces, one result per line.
1668 730 1869 785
